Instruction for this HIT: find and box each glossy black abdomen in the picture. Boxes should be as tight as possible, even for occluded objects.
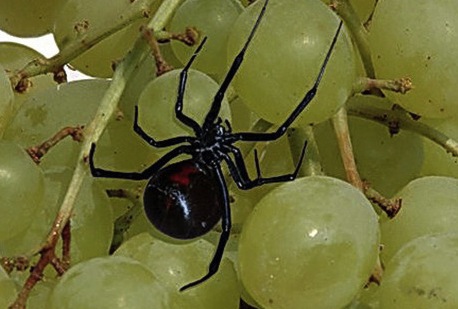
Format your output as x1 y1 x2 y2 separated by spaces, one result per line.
143 159 224 239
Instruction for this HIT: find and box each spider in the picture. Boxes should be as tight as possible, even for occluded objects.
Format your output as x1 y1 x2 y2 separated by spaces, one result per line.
89 0 343 291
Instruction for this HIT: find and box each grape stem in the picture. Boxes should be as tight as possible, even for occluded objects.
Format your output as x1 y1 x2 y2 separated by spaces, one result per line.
155 27 200 46
8 222 71 309
331 107 364 190
8 1 185 308
26 126 85 164
363 182 402 218
7 0 156 91
141 26 174 76
353 77 413 95
332 106 402 218
347 100 458 157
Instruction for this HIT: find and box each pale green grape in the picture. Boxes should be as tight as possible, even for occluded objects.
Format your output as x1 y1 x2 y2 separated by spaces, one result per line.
53 0 160 77
49 256 170 309
315 94 424 198
419 116 458 178
93 115 160 189
239 176 379 309
0 140 44 242
0 42 56 110
4 79 108 170
0 64 14 135
227 96 260 133
0 0 62 37
369 0 458 118
26 279 56 309
115 233 239 308
227 0 356 126
0 266 16 309
380 176 458 262
0 166 113 265
169 0 243 77
137 68 231 141
378 233 458 308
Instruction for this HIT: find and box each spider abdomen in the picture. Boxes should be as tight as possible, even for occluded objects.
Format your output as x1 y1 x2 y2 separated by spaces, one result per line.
143 159 223 239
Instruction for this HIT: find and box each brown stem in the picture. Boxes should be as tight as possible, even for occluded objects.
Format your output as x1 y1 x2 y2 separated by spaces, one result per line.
331 107 364 190
141 27 174 76
157 27 200 46
1 256 29 274
26 126 85 164
7 222 71 309
61 221 71 270
354 77 412 94
363 182 402 218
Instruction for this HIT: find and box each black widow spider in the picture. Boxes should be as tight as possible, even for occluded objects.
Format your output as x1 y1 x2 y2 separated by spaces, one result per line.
89 0 343 291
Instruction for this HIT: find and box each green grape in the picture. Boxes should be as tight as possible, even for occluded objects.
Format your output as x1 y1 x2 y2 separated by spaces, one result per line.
169 0 243 77
115 233 240 309
0 140 44 242
0 0 62 37
49 256 170 309
0 42 56 110
27 279 56 309
227 0 356 126
378 233 458 308
0 266 16 309
1 167 113 265
419 116 458 178
53 0 160 77
369 0 458 118
239 176 379 309
380 176 458 262
227 96 260 133
315 94 424 198
137 68 231 141
0 64 14 135
93 115 161 188
4 79 108 170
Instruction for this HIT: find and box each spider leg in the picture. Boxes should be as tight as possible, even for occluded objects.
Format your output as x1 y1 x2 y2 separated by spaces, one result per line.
175 37 208 136
133 106 195 147
223 141 308 190
203 0 269 130
180 162 231 291
231 21 343 143
89 143 191 180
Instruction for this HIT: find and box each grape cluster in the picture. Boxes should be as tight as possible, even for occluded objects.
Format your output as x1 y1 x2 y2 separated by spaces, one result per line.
1 0 458 308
